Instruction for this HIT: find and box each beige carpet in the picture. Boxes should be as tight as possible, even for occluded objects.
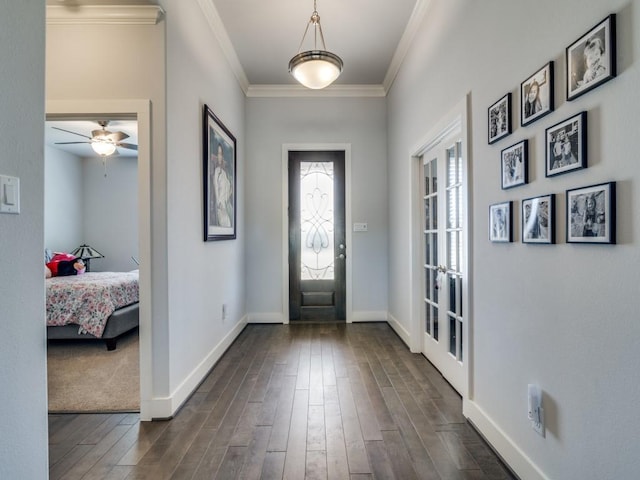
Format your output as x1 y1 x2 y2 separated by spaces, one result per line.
47 330 139 413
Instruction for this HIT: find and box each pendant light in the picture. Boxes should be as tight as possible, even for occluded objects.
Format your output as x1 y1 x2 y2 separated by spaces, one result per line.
288 0 343 89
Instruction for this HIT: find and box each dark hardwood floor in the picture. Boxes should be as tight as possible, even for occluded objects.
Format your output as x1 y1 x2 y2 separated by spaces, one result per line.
48 322 515 479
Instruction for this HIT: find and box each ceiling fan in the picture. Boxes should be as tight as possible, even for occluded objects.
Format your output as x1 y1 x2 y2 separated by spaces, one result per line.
53 120 138 157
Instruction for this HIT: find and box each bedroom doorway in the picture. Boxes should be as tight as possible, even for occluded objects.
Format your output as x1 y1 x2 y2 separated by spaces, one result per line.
45 99 152 418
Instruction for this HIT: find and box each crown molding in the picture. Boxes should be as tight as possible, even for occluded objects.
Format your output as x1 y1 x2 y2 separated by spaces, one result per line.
196 0 250 94
383 0 432 92
246 84 386 98
46 5 164 25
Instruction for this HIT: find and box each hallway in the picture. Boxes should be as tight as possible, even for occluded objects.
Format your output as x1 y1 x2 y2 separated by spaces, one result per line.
48 323 514 479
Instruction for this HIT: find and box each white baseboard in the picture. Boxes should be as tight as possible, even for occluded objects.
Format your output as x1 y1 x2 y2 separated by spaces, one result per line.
350 311 388 322
147 315 248 419
464 400 548 480
386 313 411 348
247 312 285 323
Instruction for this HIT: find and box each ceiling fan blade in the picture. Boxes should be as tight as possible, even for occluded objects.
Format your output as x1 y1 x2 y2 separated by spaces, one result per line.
52 126 92 140
55 141 91 145
117 142 138 151
91 128 108 138
109 131 129 142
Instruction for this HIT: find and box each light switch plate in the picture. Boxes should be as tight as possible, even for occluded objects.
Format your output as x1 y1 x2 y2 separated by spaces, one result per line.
0 175 20 214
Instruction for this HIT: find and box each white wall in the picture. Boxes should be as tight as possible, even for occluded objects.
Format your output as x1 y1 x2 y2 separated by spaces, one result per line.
387 0 640 478
44 145 83 252
0 1 48 478
245 97 388 321
163 0 247 407
83 155 139 272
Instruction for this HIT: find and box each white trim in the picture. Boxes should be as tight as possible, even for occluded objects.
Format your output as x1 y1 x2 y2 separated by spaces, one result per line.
46 98 152 421
247 84 386 98
464 400 549 480
350 311 388 322
282 144 353 324
409 95 471 397
46 5 164 25
196 0 250 94
247 313 286 324
147 317 248 419
386 313 415 351
383 0 432 92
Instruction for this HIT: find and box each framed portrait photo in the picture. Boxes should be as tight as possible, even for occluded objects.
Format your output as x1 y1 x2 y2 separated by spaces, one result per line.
488 93 511 145
545 111 587 177
567 14 616 101
203 104 237 241
522 194 555 244
501 139 528 190
489 201 512 243
521 62 554 126
567 182 616 244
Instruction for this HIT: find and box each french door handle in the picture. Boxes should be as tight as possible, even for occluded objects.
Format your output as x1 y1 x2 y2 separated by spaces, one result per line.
437 265 448 273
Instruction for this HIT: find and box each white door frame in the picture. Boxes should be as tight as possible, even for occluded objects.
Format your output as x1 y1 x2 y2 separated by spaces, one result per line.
409 95 472 398
282 143 352 324
46 99 152 420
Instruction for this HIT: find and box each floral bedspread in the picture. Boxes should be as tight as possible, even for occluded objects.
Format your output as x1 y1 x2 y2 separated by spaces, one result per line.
46 271 139 338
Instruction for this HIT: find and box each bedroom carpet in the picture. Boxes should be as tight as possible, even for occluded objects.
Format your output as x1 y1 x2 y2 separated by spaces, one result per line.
47 329 139 413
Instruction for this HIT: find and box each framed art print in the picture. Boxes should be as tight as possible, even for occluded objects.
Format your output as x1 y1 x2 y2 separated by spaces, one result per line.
522 194 555 244
521 62 554 126
567 182 616 244
203 104 237 241
501 139 528 189
488 93 511 144
567 14 616 101
489 201 512 243
545 112 587 177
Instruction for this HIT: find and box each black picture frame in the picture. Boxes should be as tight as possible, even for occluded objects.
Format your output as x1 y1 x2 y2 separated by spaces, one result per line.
489 201 513 243
522 194 555 244
566 182 616 244
488 93 512 144
203 104 237 241
501 139 528 190
567 14 616 101
521 62 554 126
545 111 587 177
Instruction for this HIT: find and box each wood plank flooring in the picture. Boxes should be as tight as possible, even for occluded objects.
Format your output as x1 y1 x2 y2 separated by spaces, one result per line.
49 322 516 480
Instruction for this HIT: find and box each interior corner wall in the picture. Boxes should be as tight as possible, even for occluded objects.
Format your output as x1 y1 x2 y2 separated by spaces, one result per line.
46 18 171 399
245 97 389 321
44 146 83 252
0 2 48 478
387 0 640 478
83 156 139 272
163 0 247 405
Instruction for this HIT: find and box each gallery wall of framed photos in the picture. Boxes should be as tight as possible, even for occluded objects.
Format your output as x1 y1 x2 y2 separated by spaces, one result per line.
486 13 617 245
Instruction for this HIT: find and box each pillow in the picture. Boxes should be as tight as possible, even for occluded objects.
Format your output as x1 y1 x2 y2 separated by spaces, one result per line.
46 253 86 276
45 265 52 279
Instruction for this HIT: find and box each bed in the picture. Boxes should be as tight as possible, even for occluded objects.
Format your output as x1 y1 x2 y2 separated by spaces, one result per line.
46 270 139 351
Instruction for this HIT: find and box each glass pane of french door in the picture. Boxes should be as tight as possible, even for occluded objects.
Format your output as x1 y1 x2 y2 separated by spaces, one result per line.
423 157 438 340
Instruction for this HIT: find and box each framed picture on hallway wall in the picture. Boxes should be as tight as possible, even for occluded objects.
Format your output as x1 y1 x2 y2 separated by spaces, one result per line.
567 14 616 101
489 201 512 243
203 104 237 241
488 93 512 144
566 182 616 244
520 62 554 126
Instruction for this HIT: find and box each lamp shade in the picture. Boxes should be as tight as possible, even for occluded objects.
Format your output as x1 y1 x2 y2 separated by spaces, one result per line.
289 50 343 89
71 244 104 260
91 138 117 156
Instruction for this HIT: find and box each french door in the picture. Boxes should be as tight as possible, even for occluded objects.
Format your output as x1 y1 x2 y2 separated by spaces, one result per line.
288 151 346 321
421 139 467 395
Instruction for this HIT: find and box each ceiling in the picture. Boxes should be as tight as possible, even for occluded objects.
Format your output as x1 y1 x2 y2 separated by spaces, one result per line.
44 0 426 154
46 0 427 90
45 120 138 159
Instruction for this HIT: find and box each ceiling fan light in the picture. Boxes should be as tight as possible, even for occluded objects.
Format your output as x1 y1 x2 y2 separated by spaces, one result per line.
289 50 343 89
91 139 117 156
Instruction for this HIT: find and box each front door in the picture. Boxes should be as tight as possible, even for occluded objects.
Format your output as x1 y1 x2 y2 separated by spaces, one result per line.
421 139 467 395
288 151 346 321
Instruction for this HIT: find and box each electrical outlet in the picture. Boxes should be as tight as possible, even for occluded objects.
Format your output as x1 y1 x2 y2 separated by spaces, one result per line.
222 303 227 321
